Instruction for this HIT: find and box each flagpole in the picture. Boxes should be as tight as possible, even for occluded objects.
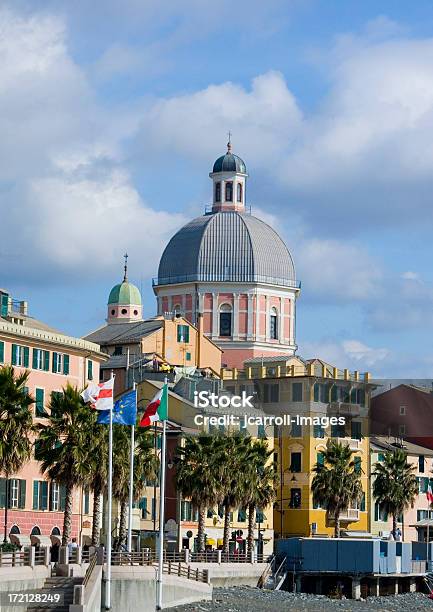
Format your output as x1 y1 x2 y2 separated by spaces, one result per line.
105 372 114 610
127 382 136 553
156 378 168 611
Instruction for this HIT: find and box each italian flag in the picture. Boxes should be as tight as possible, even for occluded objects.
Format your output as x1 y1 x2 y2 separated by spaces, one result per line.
427 484 433 505
139 384 168 427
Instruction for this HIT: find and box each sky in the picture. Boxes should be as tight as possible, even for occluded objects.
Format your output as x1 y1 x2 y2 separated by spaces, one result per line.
2 1 433 377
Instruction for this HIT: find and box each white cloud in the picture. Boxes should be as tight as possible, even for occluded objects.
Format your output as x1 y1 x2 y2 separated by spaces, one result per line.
300 338 389 372
296 238 382 301
135 71 302 162
0 7 184 285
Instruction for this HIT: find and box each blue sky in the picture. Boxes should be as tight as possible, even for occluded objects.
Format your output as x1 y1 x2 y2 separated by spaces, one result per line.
3 0 433 376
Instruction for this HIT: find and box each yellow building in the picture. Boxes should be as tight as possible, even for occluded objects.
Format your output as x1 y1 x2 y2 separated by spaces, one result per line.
222 355 373 539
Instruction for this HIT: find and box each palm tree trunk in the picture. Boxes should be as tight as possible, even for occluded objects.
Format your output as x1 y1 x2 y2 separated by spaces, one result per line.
61 482 74 546
91 482 102 546
247 502 255 556
223 504 230 554
392 513 397 538
197 506 206 553
334 510 340 538
3 475 9 543
117 501 127 550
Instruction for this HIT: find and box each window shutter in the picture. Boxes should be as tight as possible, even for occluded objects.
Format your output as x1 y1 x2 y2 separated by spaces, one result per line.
33 481 39 510
60 485 66 511
23 346 29 367
35 389 45 417
41 481 48 510
32 349 38 369
0 341 4 363
374 503 379 521
52 352 58 373
11 344 17 365
314 383 319 402
44 351 50 371
63 354 70 375
87 359 93 380
19 480 26 509
0 478 6 508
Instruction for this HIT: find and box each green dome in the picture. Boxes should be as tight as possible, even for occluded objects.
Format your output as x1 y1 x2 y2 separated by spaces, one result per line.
108 281 142 306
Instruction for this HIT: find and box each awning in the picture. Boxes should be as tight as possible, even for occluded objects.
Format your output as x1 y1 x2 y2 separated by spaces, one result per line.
9 534 31 547
50 534 61 545
410 519 433 528
341 531 374 538
217 539 223 546
31 535 52 547
206 538 216 546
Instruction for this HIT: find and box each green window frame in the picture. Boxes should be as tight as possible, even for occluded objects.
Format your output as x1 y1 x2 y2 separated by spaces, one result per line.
317 452 324 466
237 508 247 522
177 324 189 343
0 341 4 363
32 481 48 510
1 293 8 317
12 344 29 367
35 388 46 417
313 424 325 438
32 349 49 371
290 452 302 472
87 359 93 381
185 351 191 361
84 488 90 514
354 456 362 474
258 424 266 439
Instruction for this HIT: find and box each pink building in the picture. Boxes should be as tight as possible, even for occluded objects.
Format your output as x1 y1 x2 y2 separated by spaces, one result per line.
153 143 301 368
0 289 107 547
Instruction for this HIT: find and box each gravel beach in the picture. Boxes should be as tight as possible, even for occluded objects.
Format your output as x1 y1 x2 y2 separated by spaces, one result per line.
170 587 433 611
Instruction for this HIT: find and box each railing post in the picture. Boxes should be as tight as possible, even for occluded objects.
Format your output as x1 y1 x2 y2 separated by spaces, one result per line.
75 546 82 564
24 546 34 568
178 562 181 576
96 545 104 565
183 548 190 564
59 546 69 565
249 550 255 564
196 568 199 581
217 550 222 564
187 566 191 579
43 546 50 566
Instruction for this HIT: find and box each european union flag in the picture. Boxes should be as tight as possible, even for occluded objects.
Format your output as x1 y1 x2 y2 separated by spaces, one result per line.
97 389 137 426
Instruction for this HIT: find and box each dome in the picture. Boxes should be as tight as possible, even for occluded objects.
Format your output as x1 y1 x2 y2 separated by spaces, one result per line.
212 153 247 174
157 211 296 288
108 281 142 305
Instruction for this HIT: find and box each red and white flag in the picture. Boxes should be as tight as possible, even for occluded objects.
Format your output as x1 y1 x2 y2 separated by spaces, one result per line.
427 484 433 505
81 377 114 411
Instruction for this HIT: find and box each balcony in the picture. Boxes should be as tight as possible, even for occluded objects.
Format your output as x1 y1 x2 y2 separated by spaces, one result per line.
329 402 361 417
339 508 360 522
336 437 361 451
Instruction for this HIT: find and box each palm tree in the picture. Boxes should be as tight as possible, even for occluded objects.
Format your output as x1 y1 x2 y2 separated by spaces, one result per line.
112 425 159 551
218 433 251 553
242 438 277 556
86 419 108 547
175 434 222 552
37 384 94 546
0 366 34 542
373 448 418 537
311 439 363 537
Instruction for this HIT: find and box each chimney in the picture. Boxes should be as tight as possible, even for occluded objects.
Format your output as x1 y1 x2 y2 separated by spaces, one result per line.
20 301 28 316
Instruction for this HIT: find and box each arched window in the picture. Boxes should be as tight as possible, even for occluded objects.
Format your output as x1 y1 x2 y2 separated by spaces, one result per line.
219 304 232 337
30 526 41 536
51 527 61 536
225 181 233 202
10 525 20 535
215 182 221 202
237 183 242 203
270 307 278 340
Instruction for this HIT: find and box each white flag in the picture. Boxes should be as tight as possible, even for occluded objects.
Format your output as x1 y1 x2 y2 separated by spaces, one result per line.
81 377 114 411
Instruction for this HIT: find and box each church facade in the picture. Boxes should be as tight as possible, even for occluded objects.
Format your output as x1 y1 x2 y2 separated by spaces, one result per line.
153 143 301 368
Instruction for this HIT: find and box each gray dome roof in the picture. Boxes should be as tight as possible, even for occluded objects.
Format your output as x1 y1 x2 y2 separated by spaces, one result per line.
213 153 246 174
157 212 297 288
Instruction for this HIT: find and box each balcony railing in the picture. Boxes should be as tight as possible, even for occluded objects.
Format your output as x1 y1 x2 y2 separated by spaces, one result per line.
336 437 361 451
